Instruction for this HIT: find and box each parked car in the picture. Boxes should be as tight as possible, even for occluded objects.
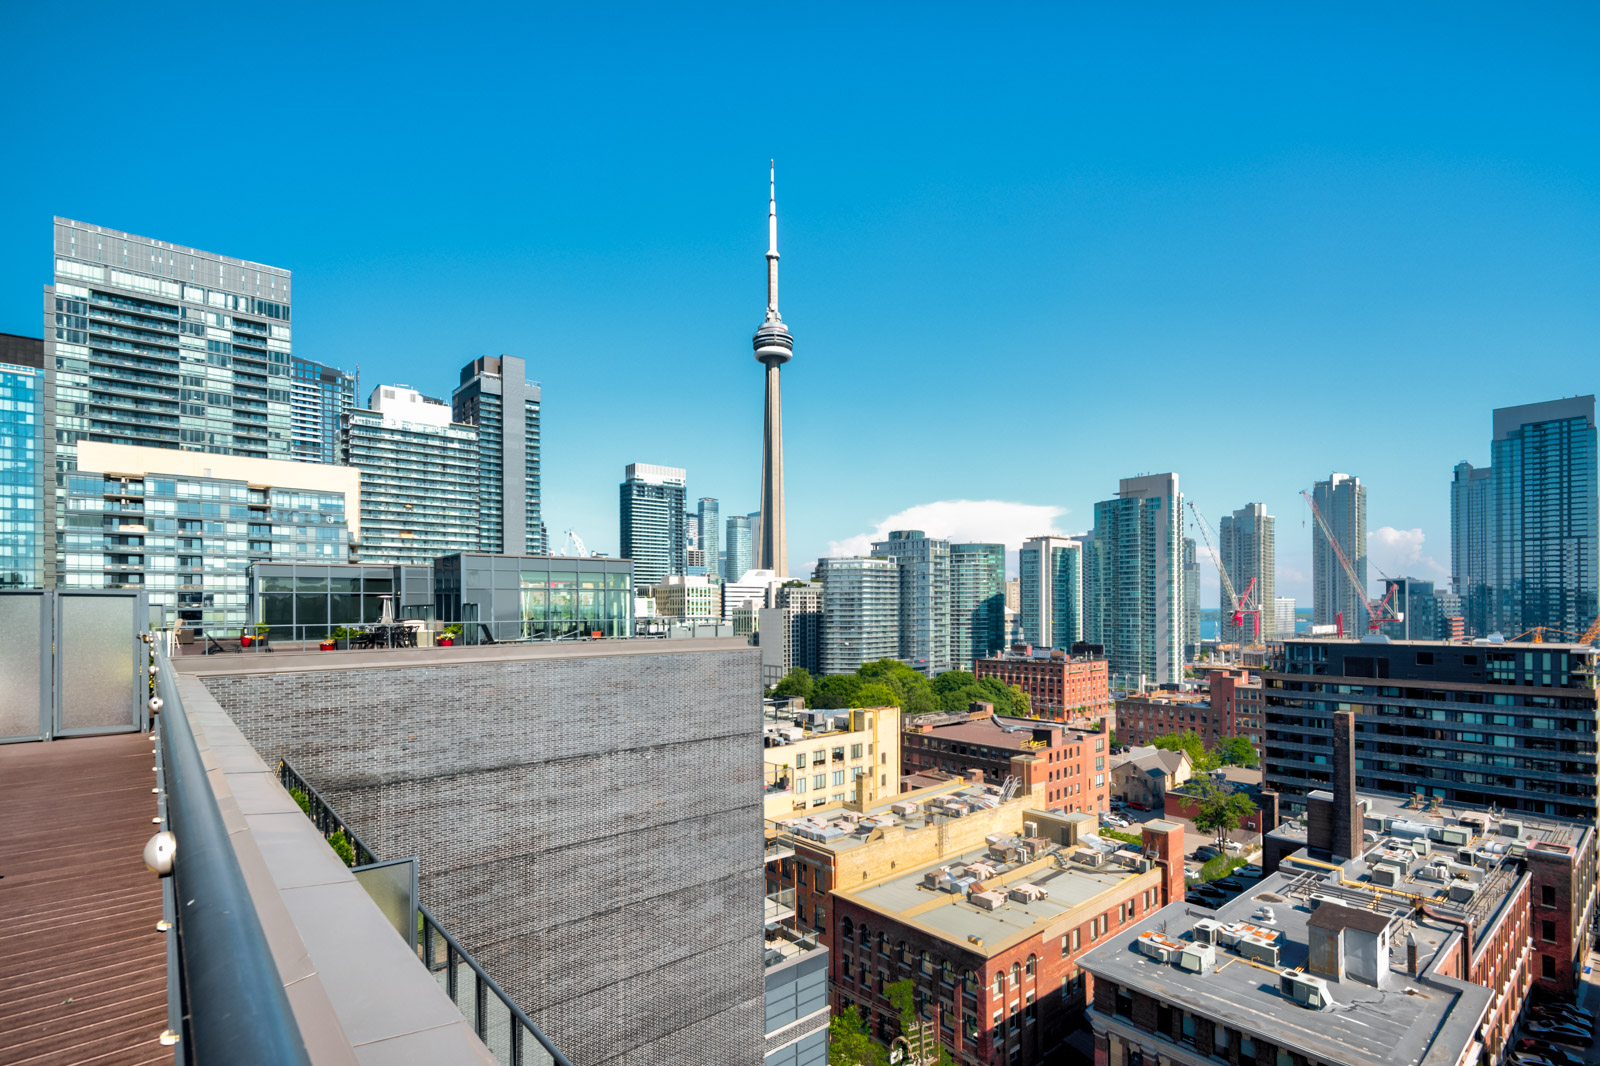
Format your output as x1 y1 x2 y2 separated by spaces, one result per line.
1513 1041 1584 1066
1212 878 1245 893
1531 1003 1594 1026
1510 1043 1561 1062
1237 864 1264 879
1515 1038 1586 1066
1192 883 1228 900
1193 846 1222 862
1524 1022 1594 1048
1127 800 1150 811
1184 893 1216 909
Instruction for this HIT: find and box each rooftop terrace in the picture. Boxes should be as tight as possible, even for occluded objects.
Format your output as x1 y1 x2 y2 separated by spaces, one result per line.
770 779 1017 853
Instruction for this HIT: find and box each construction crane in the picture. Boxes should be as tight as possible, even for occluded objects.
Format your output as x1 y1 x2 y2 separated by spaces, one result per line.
560 529 588 558
1512 613 1600 645
1299 488 1401 634
1187 502 1261 640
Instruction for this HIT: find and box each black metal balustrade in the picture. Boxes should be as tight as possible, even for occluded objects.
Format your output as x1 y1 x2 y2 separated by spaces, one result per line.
277 759 572 1066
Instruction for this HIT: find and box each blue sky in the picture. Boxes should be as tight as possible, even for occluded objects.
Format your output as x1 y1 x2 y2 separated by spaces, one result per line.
2 3 1596 603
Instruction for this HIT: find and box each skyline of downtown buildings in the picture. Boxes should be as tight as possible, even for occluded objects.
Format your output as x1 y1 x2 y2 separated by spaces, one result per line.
0 211 1593 669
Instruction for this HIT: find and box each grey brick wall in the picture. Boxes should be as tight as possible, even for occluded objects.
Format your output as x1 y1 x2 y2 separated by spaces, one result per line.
199 646 764 1066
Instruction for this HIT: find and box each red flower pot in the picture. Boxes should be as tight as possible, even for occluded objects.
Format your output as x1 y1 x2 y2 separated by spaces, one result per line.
320 640 336 651
439 637 454 647
240 635 253 647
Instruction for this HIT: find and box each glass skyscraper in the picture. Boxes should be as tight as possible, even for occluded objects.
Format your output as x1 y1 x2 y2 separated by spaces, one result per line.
871 530 951 676
453 356 544 555
60 443 355 631
290 356 356 465
46 217 295 469
1489 396 1598 636
815 556 900 675
1311 473 1366 629
0 335 48 589
619 463 686 588
698 497 720 582
1181 537 1200 657
723 513 753 584
1018 535 1082 651
343 385 480 565
1218 502 1276 643
1088 474 1185 687
950 542 1006 670
1450 460 1493 636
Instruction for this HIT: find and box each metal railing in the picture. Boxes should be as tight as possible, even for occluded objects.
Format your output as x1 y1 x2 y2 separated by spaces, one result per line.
151 643 314 1066
276 759 571 1066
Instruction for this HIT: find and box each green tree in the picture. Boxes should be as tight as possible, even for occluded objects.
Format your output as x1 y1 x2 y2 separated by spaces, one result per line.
828 1005 886 1066
851 682 901 708
884 980 956 1065
771 667 815 702
1151 729 1215 771
1189 776 1258 847
812 673 864 709
1213 736 1259 768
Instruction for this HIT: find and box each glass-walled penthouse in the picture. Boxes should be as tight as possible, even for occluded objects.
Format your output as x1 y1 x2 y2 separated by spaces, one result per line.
435 553 633 642
251 563 435 643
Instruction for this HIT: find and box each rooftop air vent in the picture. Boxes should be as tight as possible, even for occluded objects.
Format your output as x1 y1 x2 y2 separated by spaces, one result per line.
1280 970 1335 1010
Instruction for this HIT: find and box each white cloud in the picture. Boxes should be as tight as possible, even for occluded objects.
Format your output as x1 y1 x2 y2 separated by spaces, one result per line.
1368 527 1449 590
814 500 1073 574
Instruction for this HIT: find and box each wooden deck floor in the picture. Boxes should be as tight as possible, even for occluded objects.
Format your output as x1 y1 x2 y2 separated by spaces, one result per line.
0 733 170 1066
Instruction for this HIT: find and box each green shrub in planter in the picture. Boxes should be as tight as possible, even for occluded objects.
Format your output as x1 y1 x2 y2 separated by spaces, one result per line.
328 829 356 867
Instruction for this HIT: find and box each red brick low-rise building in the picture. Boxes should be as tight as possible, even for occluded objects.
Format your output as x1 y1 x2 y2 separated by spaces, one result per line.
1207 667 1263 747
903 705 1110 813
831 814 1186 1065
975 645 1111 724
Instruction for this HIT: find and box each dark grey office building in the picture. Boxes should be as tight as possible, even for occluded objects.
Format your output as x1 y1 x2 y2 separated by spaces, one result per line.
1263 637 1600 821
1451 460 1493 636
453 355 544 555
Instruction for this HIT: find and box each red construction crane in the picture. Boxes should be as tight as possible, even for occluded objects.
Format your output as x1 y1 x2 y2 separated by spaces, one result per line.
1188 502 1262 640
1299 488 1401 633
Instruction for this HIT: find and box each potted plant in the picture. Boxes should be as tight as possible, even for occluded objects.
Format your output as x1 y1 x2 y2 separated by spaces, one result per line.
439 623 462 647
320 634 337 651
240 627 253 648
332 626 356 651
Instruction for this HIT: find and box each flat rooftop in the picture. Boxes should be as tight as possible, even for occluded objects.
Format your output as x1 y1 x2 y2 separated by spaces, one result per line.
1082 863 1492 1066
910 714 1094 748
772 780 1017 854
173 635 754 676
837 835 1150 955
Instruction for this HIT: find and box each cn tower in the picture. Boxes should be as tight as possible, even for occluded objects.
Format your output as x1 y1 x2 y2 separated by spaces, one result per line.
752 162 792 576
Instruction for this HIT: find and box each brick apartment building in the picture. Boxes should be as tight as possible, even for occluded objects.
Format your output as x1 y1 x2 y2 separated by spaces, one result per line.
975 644 1111 724
902 705 1110 813
830 813 1186 1065
1207 667 1263 747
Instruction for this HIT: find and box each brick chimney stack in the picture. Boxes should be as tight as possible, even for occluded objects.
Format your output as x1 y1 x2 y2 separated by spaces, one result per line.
1331 710 1362 860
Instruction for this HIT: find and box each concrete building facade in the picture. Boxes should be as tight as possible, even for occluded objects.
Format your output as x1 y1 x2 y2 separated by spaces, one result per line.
452 355 544 556
343 385 479 565
190 638 766 1066
620 463 687 589
763 704 901 817
1018 535 1082 653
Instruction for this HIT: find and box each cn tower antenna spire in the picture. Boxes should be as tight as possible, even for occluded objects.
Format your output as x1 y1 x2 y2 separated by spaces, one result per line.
766 160 780 321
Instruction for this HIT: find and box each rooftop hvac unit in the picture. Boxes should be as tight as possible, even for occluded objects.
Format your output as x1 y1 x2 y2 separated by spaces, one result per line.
1448 881 1478 904
1008 884 1048 903
891 801 920 817
1238 937 1280 967
970 889 1007 911
965 862 997 881
1176 942 1216 975
1416 861 1450 882
1411 838 1432 857
1253 906 1277 925
1371 866 1399 888
1439 826 1471 847
1280 970 1334 1010
1455 849 1475 866
1136 931 1184 963
1192 919 1224 946
1074 848 1106 867
1500 819 1524 839
1508 842 1528 859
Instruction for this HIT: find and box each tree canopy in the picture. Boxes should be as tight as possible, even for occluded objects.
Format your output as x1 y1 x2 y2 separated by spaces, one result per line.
1188 776 1259 845
770 667 814 702
1148 730 1258 772
827 1005 886 1066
